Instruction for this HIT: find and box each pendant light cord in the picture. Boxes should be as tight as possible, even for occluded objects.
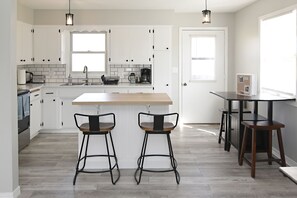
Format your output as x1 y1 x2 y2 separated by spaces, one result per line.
69 0 71 13
205 0 207 10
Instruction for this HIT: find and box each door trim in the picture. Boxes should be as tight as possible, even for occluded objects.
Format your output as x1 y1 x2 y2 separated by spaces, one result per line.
178 27 229 124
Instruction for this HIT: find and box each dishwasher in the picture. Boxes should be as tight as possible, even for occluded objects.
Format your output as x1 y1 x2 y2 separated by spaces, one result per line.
17 89 30 151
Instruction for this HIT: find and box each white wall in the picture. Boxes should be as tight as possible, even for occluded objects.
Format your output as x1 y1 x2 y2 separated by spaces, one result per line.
235 0 297 164
0 0 20 197
17 3 33 24
29 9 235 113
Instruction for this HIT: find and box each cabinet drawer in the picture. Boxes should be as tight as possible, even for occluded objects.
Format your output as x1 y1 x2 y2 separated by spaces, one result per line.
42 88 57 97
30 89 41 101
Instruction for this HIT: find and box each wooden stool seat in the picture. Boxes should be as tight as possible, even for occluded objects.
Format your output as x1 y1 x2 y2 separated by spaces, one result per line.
79 122 114 133
140 122 175 132
239 120 286 178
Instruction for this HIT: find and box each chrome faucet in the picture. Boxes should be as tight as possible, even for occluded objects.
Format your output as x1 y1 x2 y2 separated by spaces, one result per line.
83 65 89 85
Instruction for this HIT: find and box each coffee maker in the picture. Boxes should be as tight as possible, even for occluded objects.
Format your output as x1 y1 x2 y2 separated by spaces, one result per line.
140 68 151 83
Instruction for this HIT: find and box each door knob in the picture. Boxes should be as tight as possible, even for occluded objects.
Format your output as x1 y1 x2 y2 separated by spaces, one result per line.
183 83 187 86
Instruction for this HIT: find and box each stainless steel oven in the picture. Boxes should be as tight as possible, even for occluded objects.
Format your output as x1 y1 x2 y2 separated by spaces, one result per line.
17 89 30 151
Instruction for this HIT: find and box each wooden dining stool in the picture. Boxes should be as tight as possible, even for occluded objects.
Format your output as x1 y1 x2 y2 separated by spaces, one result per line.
73 113 120 185
134 112 180 184
239 120 286 178
218 108 251 148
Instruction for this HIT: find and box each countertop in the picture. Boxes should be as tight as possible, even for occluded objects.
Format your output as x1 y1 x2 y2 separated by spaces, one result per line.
72 93 172 105
18 82 153 91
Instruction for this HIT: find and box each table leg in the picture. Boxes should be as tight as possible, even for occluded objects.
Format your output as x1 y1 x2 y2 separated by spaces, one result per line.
226 100 232 151
268 101 273 122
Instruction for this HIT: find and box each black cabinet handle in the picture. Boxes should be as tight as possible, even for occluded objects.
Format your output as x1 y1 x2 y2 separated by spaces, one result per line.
48 59 50 62
45 92 54 95
126 60 129 62
43 59 45 61
166 47 169 50
53 99 56 102
166 84 169 86
131 60 134 62
30 104 33 106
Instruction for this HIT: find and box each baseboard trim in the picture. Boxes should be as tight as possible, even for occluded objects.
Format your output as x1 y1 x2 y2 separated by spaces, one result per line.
272 147 297 166
0 186 20 198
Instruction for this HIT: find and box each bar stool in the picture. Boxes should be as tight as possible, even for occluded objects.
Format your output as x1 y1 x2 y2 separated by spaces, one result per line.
73 113 120 185
239 120 286 178
218 108 251 146
134 112 180 184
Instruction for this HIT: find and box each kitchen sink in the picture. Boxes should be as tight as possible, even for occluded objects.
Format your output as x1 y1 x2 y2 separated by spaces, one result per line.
60 82 103 86
60 82 85 86
85 82 103 86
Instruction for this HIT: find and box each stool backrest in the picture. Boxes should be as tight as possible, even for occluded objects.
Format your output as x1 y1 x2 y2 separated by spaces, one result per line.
138 112 179 132
74 113 115 132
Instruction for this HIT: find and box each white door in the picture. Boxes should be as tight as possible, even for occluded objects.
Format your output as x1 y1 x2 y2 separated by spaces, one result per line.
181 29 226 123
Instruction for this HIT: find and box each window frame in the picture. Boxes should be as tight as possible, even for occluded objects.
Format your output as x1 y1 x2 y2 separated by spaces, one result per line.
259 8 297 97
70 31 107 77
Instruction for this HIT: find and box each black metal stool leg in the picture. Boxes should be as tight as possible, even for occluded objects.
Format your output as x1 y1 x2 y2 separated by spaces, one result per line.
104 133 115 184
109 132 120 183
82 135 90 170
134 133 149 184
167 133 180 184
73 134 86 185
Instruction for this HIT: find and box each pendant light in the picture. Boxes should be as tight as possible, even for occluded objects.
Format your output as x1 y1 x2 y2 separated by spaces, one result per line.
66 0 74 26
202 0 211 24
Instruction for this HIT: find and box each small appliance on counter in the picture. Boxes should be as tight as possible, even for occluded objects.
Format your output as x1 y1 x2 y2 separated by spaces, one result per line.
26 71 33 83
101 75 119 85
128 73 136 84
140 68 151 83
32 75 46 84
17 69 26 85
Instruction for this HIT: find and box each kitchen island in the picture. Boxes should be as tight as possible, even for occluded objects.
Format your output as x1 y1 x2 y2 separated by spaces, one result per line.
72 93 173 169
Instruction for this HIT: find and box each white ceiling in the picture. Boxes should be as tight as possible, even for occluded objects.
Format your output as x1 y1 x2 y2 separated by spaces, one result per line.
18 0 258 13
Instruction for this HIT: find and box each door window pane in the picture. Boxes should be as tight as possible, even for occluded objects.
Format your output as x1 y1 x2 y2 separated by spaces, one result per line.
191 36 215 80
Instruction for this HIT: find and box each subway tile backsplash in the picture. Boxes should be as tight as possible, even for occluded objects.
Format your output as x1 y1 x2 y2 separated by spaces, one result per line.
18 64 151 83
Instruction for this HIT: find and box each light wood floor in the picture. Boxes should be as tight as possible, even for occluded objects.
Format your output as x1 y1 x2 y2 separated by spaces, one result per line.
19 125 297 198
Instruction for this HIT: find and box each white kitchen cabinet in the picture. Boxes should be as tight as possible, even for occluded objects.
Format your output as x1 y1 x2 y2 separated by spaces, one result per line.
16 21 33 65
59 87 105 130
128 87 154 93
153 26 172 51
153 50 171 96
41 88 61 130
30 89 41 139
109 26 153 64
33 26 62 64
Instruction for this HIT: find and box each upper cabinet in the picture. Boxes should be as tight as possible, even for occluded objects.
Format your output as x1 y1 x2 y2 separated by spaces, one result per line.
16 21 33 65
33 26 62 64
153 26 172 51
108 26 153 65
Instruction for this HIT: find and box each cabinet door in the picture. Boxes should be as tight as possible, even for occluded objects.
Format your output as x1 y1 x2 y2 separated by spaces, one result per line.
42 97 60 129
153 50 171 96
16 21 33 65
61 98 80 129
109 27 130 64
30 98 41 139
34 26 61 64
129 27 153 64
153 26 172 51
23 22 33 64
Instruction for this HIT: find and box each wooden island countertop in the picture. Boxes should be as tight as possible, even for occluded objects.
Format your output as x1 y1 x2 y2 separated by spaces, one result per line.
72 93 172 105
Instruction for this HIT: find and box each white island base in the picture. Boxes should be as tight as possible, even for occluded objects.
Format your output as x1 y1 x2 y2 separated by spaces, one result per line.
76 104 171 169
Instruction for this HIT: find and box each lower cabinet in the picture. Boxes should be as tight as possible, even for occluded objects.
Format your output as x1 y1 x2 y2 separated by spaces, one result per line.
41 88 61 130
30 90 42 139
60 97 81 130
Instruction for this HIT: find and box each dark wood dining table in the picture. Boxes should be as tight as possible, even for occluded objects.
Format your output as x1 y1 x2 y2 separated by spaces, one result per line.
210 91 295 162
